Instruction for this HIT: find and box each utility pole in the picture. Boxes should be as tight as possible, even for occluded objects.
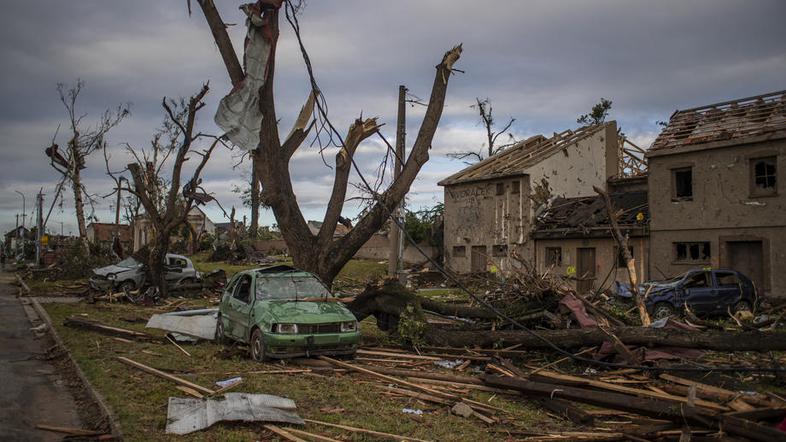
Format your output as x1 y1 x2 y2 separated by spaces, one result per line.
35 189 43 266
388 85 407 280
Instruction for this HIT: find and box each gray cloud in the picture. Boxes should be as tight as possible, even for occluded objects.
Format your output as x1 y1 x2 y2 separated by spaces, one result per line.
1 0 784 236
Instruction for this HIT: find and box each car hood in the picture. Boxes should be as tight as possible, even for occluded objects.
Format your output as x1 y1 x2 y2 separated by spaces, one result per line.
93 264 138 276
258 300 355 323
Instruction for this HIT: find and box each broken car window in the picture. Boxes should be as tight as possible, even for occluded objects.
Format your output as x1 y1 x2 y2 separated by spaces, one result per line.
684 272 708 289
233 275 252 303
116 257 140 268
255 275 331 301
716 271 739 287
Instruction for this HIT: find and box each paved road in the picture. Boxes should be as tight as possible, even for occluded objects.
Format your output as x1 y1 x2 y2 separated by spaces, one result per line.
0 271 82 441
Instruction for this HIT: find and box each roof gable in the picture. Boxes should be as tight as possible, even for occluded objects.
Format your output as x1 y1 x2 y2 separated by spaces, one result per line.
439 123 611 186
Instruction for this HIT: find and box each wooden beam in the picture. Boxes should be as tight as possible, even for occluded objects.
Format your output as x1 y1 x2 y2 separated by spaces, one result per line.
116 356 215 395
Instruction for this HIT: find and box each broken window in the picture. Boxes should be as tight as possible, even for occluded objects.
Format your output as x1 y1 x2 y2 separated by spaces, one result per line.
751 156 777 196
616 246 633 268
492 244 508 257
672 167 693 200
496 182 505 195
452 245 466 257
684 271 709 288
715 271 739 287
511 180 520 194
545 247 562 266
233 275 253 303
674 242 710 263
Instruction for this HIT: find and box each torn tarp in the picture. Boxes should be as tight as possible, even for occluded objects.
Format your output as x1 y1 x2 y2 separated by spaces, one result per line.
214 4 271 150
146 308 218 341
165 393 303 435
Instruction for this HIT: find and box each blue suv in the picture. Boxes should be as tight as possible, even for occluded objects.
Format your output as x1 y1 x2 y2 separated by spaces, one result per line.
644 269 758 320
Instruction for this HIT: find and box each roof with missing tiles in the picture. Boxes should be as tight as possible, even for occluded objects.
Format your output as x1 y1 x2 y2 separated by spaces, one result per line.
533 190 649 237
650 90 786 153
438 123 612 186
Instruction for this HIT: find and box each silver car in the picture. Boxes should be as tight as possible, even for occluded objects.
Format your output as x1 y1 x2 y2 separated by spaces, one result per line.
89 253 200 291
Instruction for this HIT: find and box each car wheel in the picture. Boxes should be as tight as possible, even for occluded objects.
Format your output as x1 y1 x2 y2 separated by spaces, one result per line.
733 300 752 314
653 303 675 320
118 280 136 292
215 315 227 344
250 328 267 362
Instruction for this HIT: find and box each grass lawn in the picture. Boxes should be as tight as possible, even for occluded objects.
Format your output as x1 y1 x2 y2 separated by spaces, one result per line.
191 252 387 290
44 301 554 441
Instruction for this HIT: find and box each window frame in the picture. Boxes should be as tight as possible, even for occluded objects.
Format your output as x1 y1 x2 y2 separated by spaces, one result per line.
495 182 505 196
452 245 467 258
545 247 562 267
492 244 508 257
673 241 711 264
232 274 253 304
511 180 521 194
749 156 777 197
671 166 693 201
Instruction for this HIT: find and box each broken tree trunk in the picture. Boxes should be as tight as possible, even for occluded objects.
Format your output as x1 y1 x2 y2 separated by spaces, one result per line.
425 326 786 352
593 185 651 326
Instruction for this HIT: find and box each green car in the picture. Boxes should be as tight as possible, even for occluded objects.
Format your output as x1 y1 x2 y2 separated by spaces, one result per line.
215 265 360 361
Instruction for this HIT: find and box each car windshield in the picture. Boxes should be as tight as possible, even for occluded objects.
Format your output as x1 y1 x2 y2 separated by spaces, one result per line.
116 257 140 268
255 274 331 300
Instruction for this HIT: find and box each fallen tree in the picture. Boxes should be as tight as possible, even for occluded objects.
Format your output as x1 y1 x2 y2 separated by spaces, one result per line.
426 325 786 352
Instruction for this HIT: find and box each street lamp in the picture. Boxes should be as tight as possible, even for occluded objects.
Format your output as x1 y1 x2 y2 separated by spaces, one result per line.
14 191 25 228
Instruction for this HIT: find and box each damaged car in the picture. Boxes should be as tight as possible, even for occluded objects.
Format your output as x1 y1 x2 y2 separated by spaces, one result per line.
89 253 200 291
642 269 759 320
215 265 359 361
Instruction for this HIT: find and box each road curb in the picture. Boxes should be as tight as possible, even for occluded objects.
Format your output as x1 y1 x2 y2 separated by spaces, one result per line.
30 298 125 441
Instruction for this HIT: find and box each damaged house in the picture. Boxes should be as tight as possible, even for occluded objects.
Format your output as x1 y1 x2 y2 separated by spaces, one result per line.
439 122 621 273
647 90 786 298
533 176 649 293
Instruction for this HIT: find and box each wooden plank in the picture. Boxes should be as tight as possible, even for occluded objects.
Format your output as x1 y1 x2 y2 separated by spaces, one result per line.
320 357 455 400
35 424 102 436
284 427 343 442
264 425 307 442
304 418 432 442
65 317 153 341
533 370 728 412
357 349 441 361
166 335 192 357
116 356 215 395
174 386 203 399
660 373 774 408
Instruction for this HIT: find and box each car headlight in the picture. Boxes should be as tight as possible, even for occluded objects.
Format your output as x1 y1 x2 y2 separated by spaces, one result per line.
106 274 116 280
274 323 299 334
340 321 357 332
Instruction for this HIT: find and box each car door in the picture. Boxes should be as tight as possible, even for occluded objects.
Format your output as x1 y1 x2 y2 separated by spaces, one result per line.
225 274 255 341
164 255 187 283
713 271 742 312
683 271 715 314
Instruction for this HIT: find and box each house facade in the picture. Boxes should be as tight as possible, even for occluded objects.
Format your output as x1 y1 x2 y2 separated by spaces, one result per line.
86 223 132 251
647 90 786 298
439 122 620 273
132 206 216 251
533 176 649 293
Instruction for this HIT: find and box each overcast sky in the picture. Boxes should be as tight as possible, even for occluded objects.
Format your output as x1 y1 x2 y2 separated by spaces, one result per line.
1 0 784 237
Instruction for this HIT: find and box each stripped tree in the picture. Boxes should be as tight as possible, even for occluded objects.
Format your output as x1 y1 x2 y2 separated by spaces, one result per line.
193 0 462 286
448 97 516 164
46 80 129 252
105 84 219 295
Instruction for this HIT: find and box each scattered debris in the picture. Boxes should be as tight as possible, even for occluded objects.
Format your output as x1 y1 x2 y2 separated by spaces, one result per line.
64 317 154 341
145 308 218 341
165 393 303 435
